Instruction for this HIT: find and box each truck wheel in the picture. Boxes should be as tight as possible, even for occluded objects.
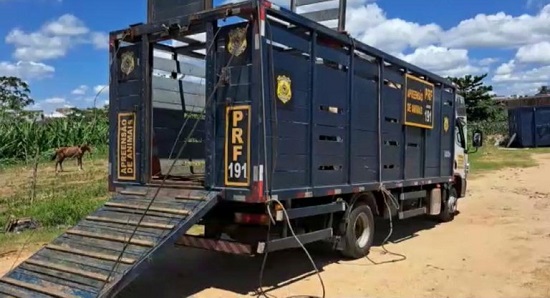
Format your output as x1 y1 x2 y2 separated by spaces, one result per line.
341 204 374 259
439 187 458 222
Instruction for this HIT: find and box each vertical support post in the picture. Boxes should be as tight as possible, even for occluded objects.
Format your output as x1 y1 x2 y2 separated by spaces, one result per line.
309 31 317 189
141 34 152 184
205 20 216 189
533 107 538 148
347 42 354 184
108 34 118 191
377 59 383 183
338 0 347 32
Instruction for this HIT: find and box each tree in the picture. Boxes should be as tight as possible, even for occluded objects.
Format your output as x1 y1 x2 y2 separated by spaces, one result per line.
448 73 504 122
536 85 549 95
0 76 33 111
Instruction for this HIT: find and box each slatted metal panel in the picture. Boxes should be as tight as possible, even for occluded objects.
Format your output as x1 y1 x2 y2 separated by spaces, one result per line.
147 0 212 23
291 0 346 31
152 34 207 175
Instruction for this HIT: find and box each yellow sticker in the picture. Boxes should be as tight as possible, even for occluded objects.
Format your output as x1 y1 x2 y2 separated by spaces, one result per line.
443 116 449 133
227 27 247 57
117 112 136 180
276 75 292 104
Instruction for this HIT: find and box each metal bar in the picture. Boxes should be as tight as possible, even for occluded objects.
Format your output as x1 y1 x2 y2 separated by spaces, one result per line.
338 0 346 31
45 245 136 265
0 278 73 298
143 35 152 184
300 8 340 23
281 202 345 220
399 190 427 201
25 259 111 282
103 202 190 215
65 230 156 247
398 207 427 219
257 228 333 253
295 0 333 6
85 216 175 229
174 42 207 52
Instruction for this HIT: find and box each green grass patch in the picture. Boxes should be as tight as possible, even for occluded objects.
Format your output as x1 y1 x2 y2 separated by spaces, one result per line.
0 150 110 249
468 144 550 173
0 228 64 253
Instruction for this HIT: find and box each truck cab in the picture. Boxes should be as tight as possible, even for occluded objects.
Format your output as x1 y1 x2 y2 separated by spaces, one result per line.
453 94 482 199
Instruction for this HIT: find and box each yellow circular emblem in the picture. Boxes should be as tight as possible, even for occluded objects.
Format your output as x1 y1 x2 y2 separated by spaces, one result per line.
276 75 292 104
443 116 449 133
227 27 247 57
120 52 135 75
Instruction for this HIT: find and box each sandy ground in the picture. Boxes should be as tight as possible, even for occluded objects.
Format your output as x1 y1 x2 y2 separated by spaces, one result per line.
2 154 550 298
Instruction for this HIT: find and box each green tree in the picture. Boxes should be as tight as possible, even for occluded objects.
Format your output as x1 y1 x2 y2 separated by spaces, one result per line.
0 76 33 111
448 73 504 122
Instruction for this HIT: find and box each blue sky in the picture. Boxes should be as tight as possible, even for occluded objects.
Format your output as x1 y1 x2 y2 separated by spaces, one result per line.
1 0 550 113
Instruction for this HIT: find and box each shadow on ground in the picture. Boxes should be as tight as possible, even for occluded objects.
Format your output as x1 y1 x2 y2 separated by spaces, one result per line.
118 214 448 298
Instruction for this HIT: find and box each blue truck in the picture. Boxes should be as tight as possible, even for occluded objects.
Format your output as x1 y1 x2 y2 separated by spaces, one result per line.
0 0 483 297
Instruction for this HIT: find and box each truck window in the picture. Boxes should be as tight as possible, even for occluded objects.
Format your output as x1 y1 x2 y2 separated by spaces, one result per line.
456 124 465 148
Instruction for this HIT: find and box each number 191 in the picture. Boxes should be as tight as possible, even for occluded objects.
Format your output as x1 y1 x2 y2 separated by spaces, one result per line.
228 162 247 179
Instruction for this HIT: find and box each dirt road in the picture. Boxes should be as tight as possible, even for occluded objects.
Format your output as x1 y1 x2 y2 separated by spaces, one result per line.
3 154 550 298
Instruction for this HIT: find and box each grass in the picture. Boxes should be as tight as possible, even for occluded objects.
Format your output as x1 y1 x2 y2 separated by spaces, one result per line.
0 147 203 254
468 143 550 173
0 151 109 252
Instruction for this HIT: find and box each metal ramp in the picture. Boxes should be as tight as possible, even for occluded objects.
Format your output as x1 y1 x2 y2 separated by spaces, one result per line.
0 186 219 298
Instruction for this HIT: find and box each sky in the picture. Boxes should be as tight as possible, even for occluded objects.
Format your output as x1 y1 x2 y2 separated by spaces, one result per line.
1 0 550 113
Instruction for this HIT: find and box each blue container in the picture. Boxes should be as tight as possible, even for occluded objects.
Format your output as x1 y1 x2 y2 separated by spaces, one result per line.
508 106 550 147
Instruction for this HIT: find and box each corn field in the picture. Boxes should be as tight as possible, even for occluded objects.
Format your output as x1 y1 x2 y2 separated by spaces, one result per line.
0 113 109 162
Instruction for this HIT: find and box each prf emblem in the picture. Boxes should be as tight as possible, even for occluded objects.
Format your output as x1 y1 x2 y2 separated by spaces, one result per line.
276 75 292 104
227 27 247 57
120 51 135 75
443 116 449 133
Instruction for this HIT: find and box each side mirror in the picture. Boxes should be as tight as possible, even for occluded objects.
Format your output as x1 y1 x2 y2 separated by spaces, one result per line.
472 130 483 148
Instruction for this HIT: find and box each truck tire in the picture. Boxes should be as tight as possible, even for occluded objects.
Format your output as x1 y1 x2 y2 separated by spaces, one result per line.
341 204 374 259
439 187 458 222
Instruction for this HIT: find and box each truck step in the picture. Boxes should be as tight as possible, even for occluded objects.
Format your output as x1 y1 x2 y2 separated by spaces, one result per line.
256 228 333 254
175 235 253 255
0 186 220 298
398 207 427 219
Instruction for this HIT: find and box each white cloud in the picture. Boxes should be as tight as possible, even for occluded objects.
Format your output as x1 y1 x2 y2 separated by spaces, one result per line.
5 14 108 62
71 84 88 95
442 5 550 48
29 97 68 113
491 58 550 95
398 46 487 77
44 97 66 104
0 61 54 79
515 41 550 64
346 4 442 54
90 32 108 49
42 14 89 36
93 84 108 95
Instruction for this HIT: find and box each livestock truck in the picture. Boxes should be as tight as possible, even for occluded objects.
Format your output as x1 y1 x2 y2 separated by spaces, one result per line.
0 0 483 297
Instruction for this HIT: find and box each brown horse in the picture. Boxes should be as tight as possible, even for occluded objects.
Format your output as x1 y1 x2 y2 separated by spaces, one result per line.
50 144 92 173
